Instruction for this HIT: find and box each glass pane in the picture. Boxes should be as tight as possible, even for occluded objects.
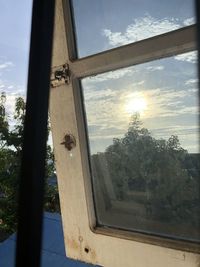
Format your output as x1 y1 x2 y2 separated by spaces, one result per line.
72 0 195 58
82 51 200 242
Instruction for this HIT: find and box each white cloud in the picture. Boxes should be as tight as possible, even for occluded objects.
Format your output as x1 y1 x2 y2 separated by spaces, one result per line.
0 61 14 70
151 125 199 133
174 51 197 64
103 15 196 65
84 82 198 134
0 82 26 122
4 94 17 114
84 82 199 153
124 87 199 120
150 124 199 153
84 18 199 152
146 66 164 71
103 16 195 48
150 125 199 141
188 88 198 93
84 87 117 101
103 29 129 47
183 17 195 26
0 80 5 89
83 67 135 83
103 15 180 47
185 79 198 85
132 80 144 86
158 106 198 117
1 91 25 121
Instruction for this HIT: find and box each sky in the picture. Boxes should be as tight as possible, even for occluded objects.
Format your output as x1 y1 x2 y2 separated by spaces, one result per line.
72 0 199 154
72 0 195 57
0 0 199 154
0 1 32 117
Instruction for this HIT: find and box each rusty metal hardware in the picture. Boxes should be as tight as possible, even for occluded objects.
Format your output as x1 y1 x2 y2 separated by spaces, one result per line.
61 133 76 151
51 63 70 87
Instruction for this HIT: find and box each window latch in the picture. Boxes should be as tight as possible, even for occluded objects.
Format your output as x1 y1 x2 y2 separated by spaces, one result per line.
51 63 70 87
60 133 76 151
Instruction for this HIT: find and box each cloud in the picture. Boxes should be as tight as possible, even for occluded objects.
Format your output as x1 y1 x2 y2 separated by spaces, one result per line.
183 17 195 26
83 67 135 84
0 61 14 70
4 94 17 115
0 79 6 88
146 66 164 71
143 87 198 118
0 82 25 122
84 82 198 135
188 88 198 93
102 15 181 47
84 84 198 146
132 80 144 86
1 91 25 125
102 15 196 65
151 125 199 133
174 51 197 64
185 79 198 85
85 83 199 153
158 106 198 118
151 125 199 140
150 125 199 152
83 87 117 101
103 29 128 47
83 25 198 152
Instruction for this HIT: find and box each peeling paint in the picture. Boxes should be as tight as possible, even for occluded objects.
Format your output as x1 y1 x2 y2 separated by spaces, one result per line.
90 248 97 262
66 237 79 251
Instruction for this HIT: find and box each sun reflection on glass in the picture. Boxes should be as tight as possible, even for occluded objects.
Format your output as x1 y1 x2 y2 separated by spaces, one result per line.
125 94 147 115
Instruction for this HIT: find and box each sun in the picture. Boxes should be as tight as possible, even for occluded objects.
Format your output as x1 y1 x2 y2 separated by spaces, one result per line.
125 95 147 115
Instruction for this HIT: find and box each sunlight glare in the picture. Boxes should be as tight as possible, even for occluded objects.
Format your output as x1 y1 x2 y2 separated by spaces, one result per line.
125 95 147 115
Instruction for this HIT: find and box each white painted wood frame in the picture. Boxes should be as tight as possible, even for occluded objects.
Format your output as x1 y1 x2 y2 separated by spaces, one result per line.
49 1 200 266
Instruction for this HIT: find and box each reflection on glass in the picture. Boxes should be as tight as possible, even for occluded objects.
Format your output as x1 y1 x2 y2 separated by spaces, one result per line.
72 0 195 57
82 52 200 241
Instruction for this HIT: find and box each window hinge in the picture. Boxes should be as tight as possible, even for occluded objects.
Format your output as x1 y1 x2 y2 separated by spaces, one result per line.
51 63 70 88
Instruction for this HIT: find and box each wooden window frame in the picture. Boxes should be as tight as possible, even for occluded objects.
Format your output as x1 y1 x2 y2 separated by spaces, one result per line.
49 1 200 266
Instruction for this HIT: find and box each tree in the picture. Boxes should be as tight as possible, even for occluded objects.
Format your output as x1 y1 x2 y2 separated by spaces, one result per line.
91 114 200 226
0 92 60 236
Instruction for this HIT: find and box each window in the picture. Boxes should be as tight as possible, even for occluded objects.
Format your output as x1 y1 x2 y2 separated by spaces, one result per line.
50 1 200 266
72 0 195 57
82 55 199 242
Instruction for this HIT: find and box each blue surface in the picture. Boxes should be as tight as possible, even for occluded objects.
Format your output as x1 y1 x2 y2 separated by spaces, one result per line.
0 213 98 267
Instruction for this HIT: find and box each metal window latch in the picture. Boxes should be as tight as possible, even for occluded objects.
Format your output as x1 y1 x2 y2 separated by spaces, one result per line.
60 133 76 151
51 63 70 88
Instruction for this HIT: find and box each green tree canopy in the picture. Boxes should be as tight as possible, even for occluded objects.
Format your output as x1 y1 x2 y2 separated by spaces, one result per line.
0 92 59 236
92 114 200 226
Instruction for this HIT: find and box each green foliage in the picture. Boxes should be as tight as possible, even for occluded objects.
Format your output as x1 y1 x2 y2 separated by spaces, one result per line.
0 92 60 236
92 114 200 226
